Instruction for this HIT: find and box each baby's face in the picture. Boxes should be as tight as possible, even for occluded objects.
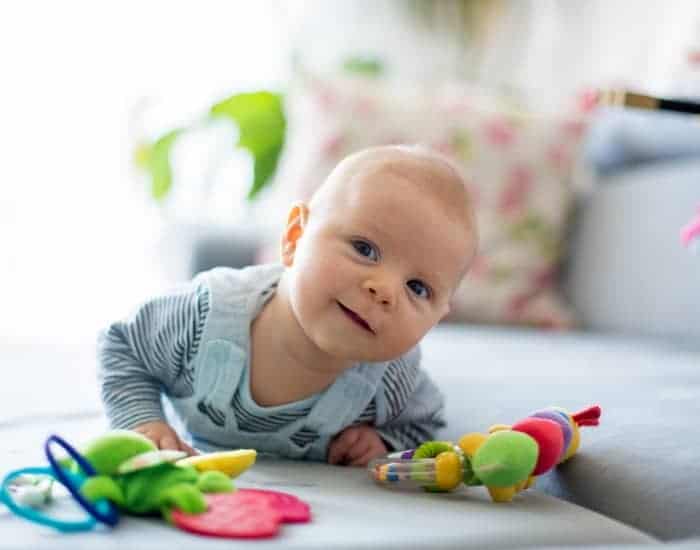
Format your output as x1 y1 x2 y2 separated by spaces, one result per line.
286 164 476 364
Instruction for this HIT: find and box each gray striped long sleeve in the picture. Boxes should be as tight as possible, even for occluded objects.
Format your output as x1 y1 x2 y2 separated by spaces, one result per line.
374 348 446 451
97 282 208 429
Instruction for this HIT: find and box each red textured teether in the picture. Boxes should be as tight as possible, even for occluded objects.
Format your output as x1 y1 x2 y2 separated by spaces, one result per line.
171 493 281 538
235 489 312 523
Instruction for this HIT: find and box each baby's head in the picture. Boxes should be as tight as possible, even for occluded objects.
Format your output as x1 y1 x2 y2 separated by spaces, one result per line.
279 145 478 362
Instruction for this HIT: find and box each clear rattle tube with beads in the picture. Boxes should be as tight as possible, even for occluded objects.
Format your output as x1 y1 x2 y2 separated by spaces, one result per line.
368 447 468 492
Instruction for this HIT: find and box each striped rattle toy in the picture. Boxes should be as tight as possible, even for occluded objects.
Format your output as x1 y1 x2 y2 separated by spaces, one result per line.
368 405 601 502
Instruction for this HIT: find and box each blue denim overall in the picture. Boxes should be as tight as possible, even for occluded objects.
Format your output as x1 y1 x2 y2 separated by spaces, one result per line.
168 264 389 461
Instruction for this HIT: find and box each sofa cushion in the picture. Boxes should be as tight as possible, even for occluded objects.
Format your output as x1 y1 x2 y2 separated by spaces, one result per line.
584 109 700 175
566 157 700 341
421 325 700 540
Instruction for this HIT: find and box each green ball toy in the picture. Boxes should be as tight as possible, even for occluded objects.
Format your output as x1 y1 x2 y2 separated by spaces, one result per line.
472 431 538 488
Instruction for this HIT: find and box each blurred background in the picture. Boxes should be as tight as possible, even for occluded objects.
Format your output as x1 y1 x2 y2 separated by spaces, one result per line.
2 0 699 423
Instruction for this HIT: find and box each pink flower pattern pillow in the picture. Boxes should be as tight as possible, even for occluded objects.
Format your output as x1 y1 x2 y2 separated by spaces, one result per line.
263 76 592 329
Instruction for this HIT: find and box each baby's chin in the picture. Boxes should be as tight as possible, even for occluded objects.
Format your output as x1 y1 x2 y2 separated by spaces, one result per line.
303 320 420 365
319 340 410 366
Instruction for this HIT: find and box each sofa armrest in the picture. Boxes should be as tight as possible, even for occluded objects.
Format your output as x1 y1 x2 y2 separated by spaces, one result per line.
566 157 700 341
423 325 700 541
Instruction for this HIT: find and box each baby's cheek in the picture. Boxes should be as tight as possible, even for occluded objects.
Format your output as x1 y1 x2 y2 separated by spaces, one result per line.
292 256 343 323
397 315 431 349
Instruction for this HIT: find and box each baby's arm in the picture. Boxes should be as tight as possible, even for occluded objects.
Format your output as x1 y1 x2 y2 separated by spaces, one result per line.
98 281 209 453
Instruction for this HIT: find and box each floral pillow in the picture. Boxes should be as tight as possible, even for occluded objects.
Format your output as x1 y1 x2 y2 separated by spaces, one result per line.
260 75 592 329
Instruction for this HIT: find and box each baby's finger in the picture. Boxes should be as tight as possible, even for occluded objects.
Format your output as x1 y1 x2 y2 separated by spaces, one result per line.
159 434 180 450
339 428 361 447
348 450 376 467
348 444 386 467
328 430 358 465
327 439 346 465
179 440 198 456
345 438 372 463
349 435 387 467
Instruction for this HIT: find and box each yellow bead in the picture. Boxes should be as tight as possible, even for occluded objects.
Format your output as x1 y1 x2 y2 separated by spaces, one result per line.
488 424 512 434
487 485 518 503
563 416 581 462
434 451 462 491
458 432 488 456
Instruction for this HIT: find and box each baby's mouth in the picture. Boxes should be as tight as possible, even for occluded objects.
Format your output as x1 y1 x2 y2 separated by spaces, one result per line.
337 301 375 334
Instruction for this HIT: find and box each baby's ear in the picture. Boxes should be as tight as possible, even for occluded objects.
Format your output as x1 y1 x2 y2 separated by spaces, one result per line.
280 202 309 267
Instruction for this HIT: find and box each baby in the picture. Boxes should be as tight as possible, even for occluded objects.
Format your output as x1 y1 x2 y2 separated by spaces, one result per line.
98 145 478 466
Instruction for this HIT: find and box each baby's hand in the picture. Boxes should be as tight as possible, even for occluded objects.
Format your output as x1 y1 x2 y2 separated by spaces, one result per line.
132 420 197 456
327 425 387 467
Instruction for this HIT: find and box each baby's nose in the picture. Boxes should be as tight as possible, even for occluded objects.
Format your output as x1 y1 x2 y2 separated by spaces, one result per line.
363 280 394 306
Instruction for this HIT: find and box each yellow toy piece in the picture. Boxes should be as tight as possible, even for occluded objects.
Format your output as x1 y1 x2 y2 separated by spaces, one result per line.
488 424 511 434
176 450 257 478
525 476 536 489
434 452 462 491
561 411 582 461
487 485 518 503
457 433 487 457
485 474 533 503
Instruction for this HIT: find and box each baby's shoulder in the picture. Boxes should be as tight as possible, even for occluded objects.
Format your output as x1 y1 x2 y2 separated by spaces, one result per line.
194 263 283 299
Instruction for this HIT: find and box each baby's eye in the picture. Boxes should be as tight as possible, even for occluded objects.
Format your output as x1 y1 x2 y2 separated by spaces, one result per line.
351 240 379 261
407 279 431 299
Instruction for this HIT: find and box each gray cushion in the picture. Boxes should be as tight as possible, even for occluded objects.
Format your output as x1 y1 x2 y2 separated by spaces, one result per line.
566 157 700 341
535 540 700 550
584 109 700 175
422 326 700 541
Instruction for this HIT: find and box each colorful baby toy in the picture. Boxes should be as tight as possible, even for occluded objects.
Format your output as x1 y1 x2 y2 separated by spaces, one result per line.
369 405 601 502
0 431 311 538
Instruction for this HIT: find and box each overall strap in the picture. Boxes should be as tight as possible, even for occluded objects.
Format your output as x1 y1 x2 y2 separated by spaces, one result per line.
304 362 388 435
198 263 284 349
194 339 247 414
189 264 283 425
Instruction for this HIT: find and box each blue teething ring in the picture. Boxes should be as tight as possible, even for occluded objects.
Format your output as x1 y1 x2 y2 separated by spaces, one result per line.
0 466 98 532
44 434 119 527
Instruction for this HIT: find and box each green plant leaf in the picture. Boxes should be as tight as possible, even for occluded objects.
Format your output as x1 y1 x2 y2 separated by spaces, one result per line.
209 91 286 200
136 129 183 202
